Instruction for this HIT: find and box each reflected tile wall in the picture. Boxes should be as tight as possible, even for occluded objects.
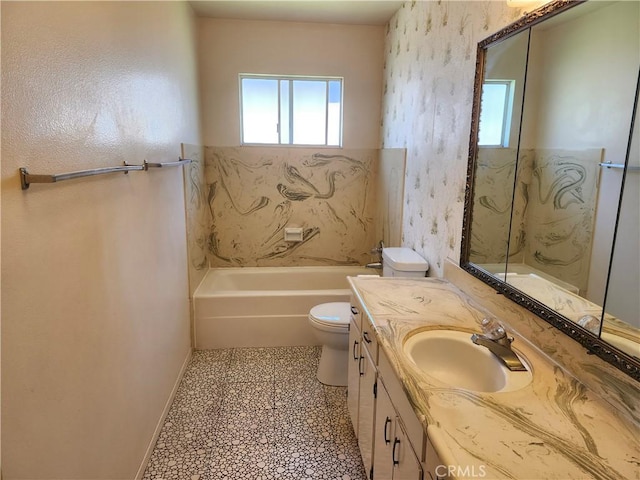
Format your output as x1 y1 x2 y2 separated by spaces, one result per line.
201 147 404 267
469 148 533 264
469 147 601 294
523 148 602 293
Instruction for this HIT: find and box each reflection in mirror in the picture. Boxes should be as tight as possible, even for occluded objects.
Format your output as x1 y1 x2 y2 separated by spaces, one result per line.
602 72 640 359
503 1 638 322
462 0 640 379
469 30 530 270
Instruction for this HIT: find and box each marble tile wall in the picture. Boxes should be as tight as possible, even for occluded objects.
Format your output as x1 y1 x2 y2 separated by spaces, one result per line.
523 148 602 294
469 148 600 294
469 148 532 264
182 146 406 275
381 0 526 275
182 143 208 297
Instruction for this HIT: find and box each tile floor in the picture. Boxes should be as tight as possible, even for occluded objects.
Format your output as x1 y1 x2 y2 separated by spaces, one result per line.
143 346 367 480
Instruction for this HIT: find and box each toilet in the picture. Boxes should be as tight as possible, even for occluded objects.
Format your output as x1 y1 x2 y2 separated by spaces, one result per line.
308 247 429 386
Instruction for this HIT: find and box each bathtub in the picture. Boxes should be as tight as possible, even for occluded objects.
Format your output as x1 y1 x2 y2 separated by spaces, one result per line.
193 266 374 349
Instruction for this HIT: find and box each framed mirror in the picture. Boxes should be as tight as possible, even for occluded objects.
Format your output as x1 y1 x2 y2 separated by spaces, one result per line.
461 0 640 380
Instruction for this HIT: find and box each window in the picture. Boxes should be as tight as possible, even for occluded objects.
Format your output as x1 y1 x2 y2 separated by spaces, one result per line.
478 80 515 147
240 75 343 146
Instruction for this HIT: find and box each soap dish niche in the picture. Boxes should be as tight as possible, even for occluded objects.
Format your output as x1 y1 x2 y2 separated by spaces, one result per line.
284 227 304 242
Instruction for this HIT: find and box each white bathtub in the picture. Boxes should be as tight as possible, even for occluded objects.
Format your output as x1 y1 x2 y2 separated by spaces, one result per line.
193 266 374 348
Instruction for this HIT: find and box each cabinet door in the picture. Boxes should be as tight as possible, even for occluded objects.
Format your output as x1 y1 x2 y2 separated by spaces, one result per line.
392 419 424 480
357 344 377 478
347 317 362 436
373 382 395 480
425 439 448 480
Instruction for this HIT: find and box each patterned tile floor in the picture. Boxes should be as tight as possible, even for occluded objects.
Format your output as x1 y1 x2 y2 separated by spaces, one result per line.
143 346 367 480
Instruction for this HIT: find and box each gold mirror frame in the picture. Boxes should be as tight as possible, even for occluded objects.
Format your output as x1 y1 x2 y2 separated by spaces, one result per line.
460 0 640 381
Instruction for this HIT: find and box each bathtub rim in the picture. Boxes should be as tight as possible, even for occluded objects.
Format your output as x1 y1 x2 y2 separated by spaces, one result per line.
193 265 375 298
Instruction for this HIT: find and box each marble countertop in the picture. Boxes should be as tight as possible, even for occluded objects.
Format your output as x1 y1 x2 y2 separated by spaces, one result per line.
348 276 640 480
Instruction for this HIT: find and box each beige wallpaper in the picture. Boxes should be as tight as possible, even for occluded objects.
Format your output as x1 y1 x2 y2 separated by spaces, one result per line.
381 0 525 276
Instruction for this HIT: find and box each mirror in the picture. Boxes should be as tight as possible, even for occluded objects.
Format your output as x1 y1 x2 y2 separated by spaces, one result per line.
462 0 640 380
602 74 640 360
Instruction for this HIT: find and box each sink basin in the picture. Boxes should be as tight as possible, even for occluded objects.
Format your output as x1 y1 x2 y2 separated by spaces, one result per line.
403 329 532 393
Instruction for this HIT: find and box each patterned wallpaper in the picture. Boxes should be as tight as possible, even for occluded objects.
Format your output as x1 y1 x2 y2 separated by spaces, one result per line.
182 145 406 278
381 0 525 276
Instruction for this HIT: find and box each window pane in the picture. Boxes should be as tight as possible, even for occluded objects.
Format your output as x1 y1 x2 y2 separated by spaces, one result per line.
279 80 290 144
479 83 508 146
292 80 327 145
327 80 342 146
241 78 279 144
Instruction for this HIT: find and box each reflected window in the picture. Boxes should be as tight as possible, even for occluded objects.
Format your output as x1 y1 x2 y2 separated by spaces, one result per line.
240 75 342 146
479 80 515 147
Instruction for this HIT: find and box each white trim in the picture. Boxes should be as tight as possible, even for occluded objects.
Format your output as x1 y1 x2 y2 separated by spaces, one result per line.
239 73 343 147
135 349 193 480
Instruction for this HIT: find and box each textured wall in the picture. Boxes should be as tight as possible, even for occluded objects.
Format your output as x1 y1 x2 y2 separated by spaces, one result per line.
197 18 384 148
1 2 200 478
381 1 525 276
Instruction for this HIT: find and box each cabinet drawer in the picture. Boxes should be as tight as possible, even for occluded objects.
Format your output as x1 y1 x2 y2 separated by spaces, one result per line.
361 311 379 363
378 349 426 461
350 294 363 332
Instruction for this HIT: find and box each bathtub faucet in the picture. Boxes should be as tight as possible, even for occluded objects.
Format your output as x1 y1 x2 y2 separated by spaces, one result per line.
368 240 385 269
370 240 385 256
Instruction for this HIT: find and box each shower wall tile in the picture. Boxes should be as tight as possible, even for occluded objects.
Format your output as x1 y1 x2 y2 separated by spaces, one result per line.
376 148 406 247
182 143 208 296
523 148 602 293
204 146 380 267
470 148 528 264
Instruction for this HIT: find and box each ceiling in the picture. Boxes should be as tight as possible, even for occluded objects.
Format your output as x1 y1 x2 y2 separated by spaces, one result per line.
188 0 404 26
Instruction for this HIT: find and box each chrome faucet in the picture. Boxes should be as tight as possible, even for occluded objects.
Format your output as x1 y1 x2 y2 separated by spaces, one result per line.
366 241 385 269
471 318 527 371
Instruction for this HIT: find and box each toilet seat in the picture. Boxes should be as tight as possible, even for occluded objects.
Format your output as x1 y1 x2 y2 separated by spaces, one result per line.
309 302 351 330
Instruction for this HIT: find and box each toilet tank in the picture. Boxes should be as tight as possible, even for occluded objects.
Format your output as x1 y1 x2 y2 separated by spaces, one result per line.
382 248 429 277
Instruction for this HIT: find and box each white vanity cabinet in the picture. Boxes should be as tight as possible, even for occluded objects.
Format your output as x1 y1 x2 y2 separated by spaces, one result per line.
348 295 379 479
374 380 424 480
349 293 428 480
358 340 377 478
347 311 362 436
374 354 424 480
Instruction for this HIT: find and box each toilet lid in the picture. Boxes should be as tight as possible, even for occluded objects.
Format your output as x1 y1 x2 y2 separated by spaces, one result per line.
310 302 351 327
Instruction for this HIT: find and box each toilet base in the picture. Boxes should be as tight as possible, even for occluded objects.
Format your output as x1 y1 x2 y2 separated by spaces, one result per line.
316 344 349 386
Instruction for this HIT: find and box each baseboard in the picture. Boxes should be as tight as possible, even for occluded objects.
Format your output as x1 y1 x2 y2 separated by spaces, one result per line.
134 348 193 479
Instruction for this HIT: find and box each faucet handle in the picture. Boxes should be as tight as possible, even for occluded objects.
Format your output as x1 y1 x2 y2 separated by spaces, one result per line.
480 318 507 340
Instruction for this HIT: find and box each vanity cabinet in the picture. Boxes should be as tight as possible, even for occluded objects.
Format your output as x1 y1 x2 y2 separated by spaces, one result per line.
374 380 423 480
349 295 378 478
347 313 362 436
349 294 428 480
425 441 446 480
358 340 377 478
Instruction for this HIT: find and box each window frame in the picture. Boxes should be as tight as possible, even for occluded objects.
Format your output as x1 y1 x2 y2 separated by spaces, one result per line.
239 74 344 147
478 79 515 148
